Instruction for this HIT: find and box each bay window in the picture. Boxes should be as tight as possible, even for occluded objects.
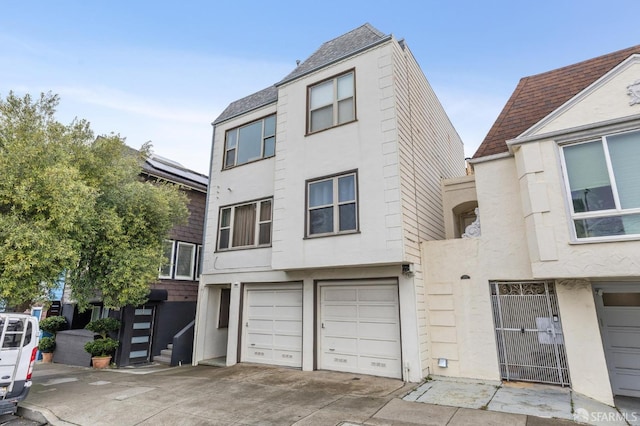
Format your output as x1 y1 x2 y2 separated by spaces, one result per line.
562 129 640 239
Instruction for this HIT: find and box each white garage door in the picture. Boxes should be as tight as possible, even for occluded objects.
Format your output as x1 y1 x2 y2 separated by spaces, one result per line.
242 285 302 368
319 282 401 379
595 287 640 397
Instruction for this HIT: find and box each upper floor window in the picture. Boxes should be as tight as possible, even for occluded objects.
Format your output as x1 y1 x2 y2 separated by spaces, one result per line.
307 171 358 236
223 115 276 169
218 198 272 250
561 129 640 240
308 70 355 133
159 240 201 280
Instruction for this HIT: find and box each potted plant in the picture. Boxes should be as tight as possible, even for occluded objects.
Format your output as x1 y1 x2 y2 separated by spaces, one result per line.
38 315 67 363
84 317 120 369
39 315 68 336
38 336 56 363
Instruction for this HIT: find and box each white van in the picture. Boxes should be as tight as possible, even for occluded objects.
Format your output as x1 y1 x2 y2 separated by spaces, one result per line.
0 313 39 415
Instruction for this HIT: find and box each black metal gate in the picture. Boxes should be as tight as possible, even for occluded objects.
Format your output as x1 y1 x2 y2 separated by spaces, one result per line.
490 281 571 386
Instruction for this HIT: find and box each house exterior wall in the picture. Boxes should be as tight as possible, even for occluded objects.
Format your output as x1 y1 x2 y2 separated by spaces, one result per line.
512 137 640 280
196 31 463 383
532 58 640 135
422 156 614 404
270 41 405 270
151 188 206 302
391 42 465 376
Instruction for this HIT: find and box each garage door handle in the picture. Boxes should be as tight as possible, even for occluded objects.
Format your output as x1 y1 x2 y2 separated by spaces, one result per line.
329 348 334 352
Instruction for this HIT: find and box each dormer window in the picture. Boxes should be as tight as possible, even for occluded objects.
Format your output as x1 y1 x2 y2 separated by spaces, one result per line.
307 70 355 134
223 114 276 169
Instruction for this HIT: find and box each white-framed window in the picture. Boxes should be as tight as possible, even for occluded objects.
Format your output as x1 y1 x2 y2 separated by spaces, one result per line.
174 241 196 280
223 115 276 169
308 70 355 133
159 240 201 280
561 129 640 240
218 198 272 250
307 171 358 236
159 239 174 279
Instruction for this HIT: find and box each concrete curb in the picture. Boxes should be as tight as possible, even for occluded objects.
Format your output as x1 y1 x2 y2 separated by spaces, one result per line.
18 402 77 426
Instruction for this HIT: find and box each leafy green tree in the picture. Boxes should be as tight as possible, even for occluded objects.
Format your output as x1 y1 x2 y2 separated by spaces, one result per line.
0 91 188 311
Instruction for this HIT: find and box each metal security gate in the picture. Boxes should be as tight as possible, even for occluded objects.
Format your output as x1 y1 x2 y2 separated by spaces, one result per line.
490 281 571 386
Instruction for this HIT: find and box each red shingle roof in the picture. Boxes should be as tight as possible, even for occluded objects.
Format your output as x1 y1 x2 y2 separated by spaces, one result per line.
474 44 640 159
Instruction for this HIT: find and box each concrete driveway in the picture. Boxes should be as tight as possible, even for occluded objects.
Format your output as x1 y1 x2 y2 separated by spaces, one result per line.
21 363 578 425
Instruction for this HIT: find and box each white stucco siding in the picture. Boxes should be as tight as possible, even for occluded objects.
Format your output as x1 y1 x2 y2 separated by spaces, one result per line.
530 58 640 136
201 104 278 277
422 157 533 381
555 280 614 405
271 41 406 270
512 138 640 279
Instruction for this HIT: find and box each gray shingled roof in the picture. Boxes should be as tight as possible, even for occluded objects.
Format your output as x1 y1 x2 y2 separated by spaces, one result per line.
213 23 390 125
213 85 278 125
277 23 389 85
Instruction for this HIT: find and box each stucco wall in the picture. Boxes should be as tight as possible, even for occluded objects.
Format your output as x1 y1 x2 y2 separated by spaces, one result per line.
270 41 406 270
423 157 531 380
512 136 640 280
423 155 615 404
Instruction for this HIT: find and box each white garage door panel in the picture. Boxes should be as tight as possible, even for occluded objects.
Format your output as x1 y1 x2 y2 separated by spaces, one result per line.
324 320 358 336
324 288 358 301
597 290 640 398
243 286 302 368
359 338 400 357
608 330 640 349
324 304 359 318
359 321 398 338
324 336 358 352
611 351 640 370
320 283 401 379
359 305 397 320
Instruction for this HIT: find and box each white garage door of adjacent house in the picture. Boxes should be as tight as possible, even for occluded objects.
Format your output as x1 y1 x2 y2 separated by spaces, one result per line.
242 285 303 368
319 281 401 379
595 286 640 398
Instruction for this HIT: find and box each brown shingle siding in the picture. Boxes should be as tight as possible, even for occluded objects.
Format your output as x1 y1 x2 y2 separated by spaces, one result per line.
474 44 640 158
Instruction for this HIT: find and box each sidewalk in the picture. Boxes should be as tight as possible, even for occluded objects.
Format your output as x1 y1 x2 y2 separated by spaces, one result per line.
17 362 628 426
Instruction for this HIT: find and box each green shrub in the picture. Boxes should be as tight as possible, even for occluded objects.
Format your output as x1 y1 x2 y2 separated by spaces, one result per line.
39 316 68 335
85 318 120 339
84 337 119 357
38 336 56 353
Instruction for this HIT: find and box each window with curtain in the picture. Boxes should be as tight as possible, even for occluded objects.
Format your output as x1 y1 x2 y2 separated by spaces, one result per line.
217 199 273 250
562 129 640 239
223 115 276 168
307 171 358 236
308 70 355 133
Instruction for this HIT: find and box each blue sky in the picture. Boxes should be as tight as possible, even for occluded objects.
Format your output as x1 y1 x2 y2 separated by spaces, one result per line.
1 1 639 175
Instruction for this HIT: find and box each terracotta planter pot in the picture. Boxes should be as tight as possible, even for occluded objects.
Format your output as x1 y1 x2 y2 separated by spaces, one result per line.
41 352 54 363
91 356 112 369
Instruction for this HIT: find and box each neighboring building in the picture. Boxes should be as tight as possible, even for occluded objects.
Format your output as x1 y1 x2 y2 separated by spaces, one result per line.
193 24 465 381
423 45 640 405
59 153 208 367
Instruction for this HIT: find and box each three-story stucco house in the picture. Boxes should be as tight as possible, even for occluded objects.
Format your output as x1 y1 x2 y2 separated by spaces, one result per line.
193 23 465 381
422 44 640 405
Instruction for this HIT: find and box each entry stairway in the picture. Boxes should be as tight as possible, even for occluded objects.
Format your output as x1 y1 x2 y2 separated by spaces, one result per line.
152 343 173 365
